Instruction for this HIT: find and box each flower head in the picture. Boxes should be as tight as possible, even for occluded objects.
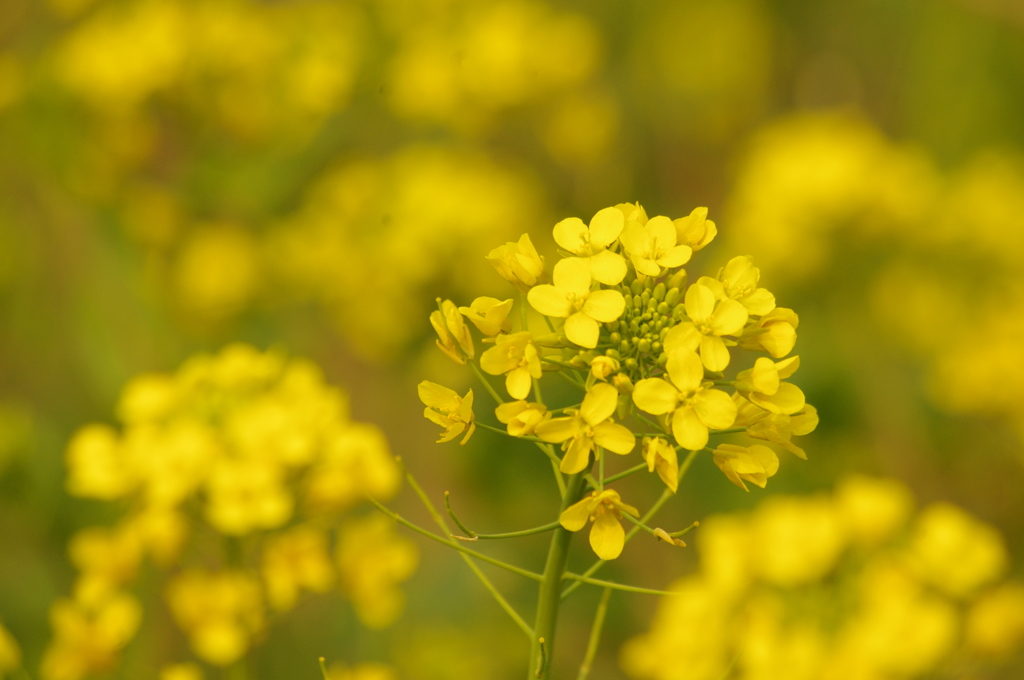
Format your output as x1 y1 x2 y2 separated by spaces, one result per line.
480 331 542 400
495 401 549 437
641 437 679 493
673 206 717 251
486 234 545 292
535 383 634 473
712 444 779 491
664 283 748 372
527 257 625 348
620 215 692 277
735 356 805 415
559 489 639 560
417 382 475 444
632 350 736 450
738 307 799 358
430 299 474 364
552 207 627 285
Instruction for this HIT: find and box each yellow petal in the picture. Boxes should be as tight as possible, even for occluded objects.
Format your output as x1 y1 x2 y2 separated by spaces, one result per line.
588 250 627 285
581 382 619 425
619 222 649 256
700 335 731 372
593 422 636 454
588 207 625 248
671 406 708 451
791 404 818 436
664 323 701 354
553 217 589 253
552 257 592 296
417 381 460 411
709 299 748 337
560 435 593 474
560 496 595 531
528 285 571 318
657 245 692 269
748 444 779 478
632 378 678 415
495 401 529 424
666 350 704 393
631 255 662 277
693 388 737 430
646 216 677 249
589 509 625 560
480 342 519 376
751 357 780 395
741 288 776 316
750 382 805 415
565 312 599 348
721 256 758 293
684 284 716 324
674 206 708 246
775 355 800 380
535 416 581 443
583 289 625 323
506 367 532 400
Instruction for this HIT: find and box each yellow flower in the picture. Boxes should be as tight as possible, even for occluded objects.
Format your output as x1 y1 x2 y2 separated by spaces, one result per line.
738 307 799 358
642 437 679 492
736 396 818 459
552 206 627 285
336 515 418 629
535 383 635 473
0 622 22 675
458 297 513 337
620 215 692 277
966 582 1024 656
159 663 204 680
261 526 335 612
615 201 648 225
589 355 620 381
41 591 143 680
559 489 639 560
418 382 475 444
632 350 736 451
495 401 549 437
204 459 293 535
664 283 748 371
673 206 717 251
696 256 775 315
835 475 913 546
910 503 1007 597
479 331 542 400
527 257 625 349
487 233 545 292
431 299 474 364
165 570 264 666
712 444 779 491
735 356 805 414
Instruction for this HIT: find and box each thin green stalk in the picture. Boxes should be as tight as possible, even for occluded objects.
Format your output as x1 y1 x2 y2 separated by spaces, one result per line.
470 361 506 404
529 473 587 680
461 521 562 541
367 496 542 582
710 427 746 435
534 441 568 497
598 448 605 490
576 588 612 680
600 461 648 485
554 370 587 390
476 421 543 441
562 449 699 599
561 572 678 596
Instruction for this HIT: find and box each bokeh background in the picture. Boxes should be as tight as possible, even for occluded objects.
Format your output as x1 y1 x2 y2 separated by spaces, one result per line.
2 0 1024 678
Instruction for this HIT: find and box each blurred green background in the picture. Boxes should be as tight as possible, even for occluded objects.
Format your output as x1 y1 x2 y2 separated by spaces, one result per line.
2 0 1024 678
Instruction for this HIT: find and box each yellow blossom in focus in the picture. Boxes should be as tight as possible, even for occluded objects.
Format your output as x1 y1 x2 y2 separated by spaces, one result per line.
535 383 635 473
701 256 775 315
734 393 817 459
159 663 203 680
552 207 628 285
589 355 619 382
166 570 264 666
966 583 1024 656
487 233 545 293
620 215 692 277
480 331 542 400
431 299 474 364
632 350 736 451
336 515 418 629
641 437 679 493
0 622 21 675
738 307 799 358
261 525 335 611
418 381 475 444
910 502 1007 597
560 489 639 560
673 206 717 251
459 297 513 337
664 284 748 372
495 400 549 437
712 444 779 492
528 257 625 349
735 356 806 415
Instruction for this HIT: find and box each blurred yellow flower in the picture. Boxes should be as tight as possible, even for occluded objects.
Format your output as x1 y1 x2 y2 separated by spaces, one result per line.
910 502 1007 598
528 257 626 348
261 525 335 611
966 582 1024 656
418 381 476 444
336 515 418 629
535 383 634 473
158 663 203 680
0 622 21 676
166 570 264 666
42 592 142 680
559 489 639 560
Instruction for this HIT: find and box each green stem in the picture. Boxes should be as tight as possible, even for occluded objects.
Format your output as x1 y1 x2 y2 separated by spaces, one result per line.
562 449 699 599
710 427 746 435
600 462 648 485
470 362 506 404
534 441 567 498
562 572 678 596
529 473 587 679
476 421 543 441
463 521 562 540
576 589 612 680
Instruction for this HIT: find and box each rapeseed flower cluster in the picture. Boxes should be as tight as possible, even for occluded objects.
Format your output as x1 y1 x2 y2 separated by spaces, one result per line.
45 345 411 680
623 475 1024 680
420 202 815 562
